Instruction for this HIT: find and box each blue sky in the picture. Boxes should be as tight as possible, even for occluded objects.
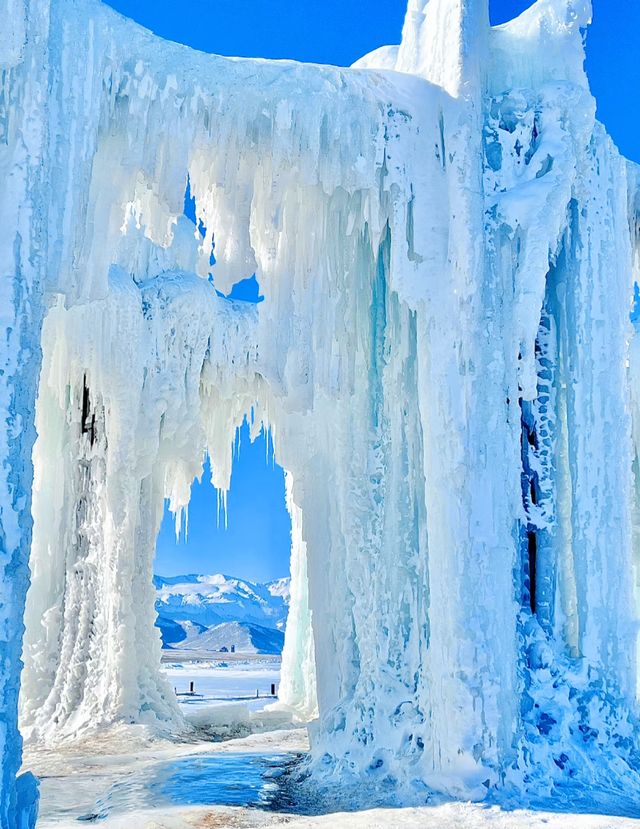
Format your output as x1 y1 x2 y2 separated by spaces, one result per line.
107 0 639 581
154 426 291 583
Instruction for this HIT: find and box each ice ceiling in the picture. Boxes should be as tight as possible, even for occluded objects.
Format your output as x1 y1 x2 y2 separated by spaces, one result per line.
1 0 640 824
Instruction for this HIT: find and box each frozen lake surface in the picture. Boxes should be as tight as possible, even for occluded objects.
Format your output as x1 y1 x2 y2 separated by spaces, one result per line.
162 657 281 712
26 661 640 828
40 752 290 823
29 725 308 828
29 660 304 827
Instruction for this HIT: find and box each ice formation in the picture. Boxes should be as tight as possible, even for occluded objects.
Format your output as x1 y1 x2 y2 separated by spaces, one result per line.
1 0 640 823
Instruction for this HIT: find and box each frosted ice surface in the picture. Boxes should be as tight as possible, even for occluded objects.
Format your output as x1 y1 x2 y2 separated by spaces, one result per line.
0 0 639 824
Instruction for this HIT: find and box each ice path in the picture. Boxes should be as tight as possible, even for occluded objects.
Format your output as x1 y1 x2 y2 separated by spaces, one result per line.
1 0 640 824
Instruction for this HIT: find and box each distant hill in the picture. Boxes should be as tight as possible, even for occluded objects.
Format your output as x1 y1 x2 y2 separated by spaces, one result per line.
160 619 284 655
155 573 290 654
156 617 207 648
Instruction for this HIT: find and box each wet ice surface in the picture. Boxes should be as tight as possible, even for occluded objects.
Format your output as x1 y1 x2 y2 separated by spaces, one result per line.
39 752 291 823
27 662 305 827
27 667 640 828
30 730 640 829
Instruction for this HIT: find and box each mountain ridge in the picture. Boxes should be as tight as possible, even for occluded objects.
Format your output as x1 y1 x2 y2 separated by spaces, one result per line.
154 572 290 654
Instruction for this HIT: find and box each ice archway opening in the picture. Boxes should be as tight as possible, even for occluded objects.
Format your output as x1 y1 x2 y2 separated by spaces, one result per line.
19 281 321 741
3 0 640 825
16 0 445 762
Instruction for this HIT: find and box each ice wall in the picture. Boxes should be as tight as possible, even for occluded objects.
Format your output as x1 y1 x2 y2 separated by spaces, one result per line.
0 0 50 824
1 0 640 817
18 0 438 747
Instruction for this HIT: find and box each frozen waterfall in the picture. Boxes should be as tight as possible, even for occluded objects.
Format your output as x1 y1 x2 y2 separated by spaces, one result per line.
0 0 639 824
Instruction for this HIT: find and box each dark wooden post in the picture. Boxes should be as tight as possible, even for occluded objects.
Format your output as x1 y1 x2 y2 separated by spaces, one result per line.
271 683 276 696
190 681 194 694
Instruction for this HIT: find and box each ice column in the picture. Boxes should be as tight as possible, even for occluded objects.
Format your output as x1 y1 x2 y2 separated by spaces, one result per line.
0 0 50 823
276 473 318 721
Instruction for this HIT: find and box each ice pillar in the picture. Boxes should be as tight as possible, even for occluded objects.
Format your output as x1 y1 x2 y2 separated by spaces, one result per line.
0 0 50 823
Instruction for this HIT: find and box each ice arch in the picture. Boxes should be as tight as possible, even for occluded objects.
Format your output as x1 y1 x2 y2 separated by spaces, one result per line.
2 0 640 824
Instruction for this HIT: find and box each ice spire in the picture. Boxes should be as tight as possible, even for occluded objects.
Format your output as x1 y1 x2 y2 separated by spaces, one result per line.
489 0 592 93
395 0 489 97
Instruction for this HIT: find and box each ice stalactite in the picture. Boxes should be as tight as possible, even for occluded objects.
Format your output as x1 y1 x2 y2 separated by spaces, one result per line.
1 0 640 819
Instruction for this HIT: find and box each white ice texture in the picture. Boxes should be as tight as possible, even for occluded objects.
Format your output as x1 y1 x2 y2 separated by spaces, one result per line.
1 0 640 823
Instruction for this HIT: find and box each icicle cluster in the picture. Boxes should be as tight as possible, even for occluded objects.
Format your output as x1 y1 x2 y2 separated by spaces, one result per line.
1 0 639 821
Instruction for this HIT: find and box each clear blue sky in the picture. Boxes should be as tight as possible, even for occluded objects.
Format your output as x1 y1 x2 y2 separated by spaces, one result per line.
154 425 291 583
107 0 639 582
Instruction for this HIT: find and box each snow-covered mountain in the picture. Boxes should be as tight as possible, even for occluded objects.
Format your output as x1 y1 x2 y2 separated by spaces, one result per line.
155 573 290 653
162 620 284 655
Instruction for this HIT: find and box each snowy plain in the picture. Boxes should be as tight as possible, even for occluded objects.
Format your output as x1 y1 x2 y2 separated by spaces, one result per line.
163 659 282 714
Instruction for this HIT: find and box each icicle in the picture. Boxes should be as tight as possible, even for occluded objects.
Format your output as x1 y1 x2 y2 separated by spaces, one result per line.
5 0 640 810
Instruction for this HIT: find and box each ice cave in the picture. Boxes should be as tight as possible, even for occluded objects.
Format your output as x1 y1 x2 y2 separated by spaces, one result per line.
1 0 640 824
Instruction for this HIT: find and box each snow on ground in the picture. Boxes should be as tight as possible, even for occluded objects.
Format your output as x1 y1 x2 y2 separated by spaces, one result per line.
27 720 640 829
29 720 640 829
162 658 282 714
26 660 640 829
159 658 288 739
56 804 640 829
